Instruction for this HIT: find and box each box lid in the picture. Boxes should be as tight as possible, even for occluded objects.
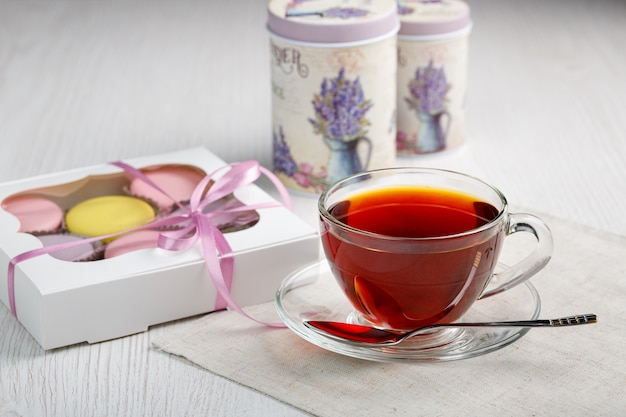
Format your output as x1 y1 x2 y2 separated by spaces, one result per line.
268 0 398 43
398 0 471 36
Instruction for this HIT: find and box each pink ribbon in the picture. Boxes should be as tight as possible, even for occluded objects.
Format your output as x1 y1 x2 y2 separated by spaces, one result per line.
7 160 290 328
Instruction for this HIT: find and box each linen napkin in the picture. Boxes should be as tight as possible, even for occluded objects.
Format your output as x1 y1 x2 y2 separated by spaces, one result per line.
152 214 626 416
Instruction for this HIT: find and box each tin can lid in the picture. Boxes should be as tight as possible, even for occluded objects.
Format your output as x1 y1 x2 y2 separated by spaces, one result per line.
268 0 399 44
398 0 471 36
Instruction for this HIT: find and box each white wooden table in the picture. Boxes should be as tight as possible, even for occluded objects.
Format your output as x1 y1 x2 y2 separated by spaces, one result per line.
1 1 624 415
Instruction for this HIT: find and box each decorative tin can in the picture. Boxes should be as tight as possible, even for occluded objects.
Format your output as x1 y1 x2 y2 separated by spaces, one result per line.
396 0 471 155
268 0 399 193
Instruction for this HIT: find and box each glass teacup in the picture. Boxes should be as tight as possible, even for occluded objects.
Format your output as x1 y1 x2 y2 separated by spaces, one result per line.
318 168 553 331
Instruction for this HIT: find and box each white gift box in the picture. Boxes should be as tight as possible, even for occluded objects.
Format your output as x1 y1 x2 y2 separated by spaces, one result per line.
0 148 319 349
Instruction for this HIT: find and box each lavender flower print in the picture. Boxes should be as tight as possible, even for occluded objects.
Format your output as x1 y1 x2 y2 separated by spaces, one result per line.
286 5 369 19
396 0 414 16
308 68 373 184
324 7 369 18
309 68 373 142
273 126 297 177
273 126 327 192
405 60 449 115
401 60 452 153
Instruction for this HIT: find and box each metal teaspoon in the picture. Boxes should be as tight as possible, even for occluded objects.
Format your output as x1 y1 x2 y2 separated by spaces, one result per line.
304 314 597 346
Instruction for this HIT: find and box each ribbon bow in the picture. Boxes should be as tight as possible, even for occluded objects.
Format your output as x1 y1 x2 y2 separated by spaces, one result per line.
8 160 291 328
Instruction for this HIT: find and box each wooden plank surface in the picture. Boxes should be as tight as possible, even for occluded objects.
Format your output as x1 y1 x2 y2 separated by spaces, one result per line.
0 1 624 416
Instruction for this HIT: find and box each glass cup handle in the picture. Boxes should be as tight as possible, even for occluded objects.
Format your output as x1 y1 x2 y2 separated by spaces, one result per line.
479 213 553 299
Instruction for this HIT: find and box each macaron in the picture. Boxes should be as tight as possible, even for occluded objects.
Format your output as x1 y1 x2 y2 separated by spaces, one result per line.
37 233 101 262
203 194 260 233
164 193 260 233
1 194 64 233
104 230 160 259
65 195 155 241
129 165 205 211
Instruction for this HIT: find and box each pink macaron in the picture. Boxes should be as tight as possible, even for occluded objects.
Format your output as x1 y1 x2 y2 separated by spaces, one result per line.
2 194 64 233
37 233 101 262
129 165 206 211
104 230 161 259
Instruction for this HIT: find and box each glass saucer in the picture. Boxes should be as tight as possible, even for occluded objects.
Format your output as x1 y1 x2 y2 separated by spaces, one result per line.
275 259 541 362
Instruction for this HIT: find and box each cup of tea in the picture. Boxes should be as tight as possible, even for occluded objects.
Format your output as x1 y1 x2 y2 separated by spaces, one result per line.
318 168 553 331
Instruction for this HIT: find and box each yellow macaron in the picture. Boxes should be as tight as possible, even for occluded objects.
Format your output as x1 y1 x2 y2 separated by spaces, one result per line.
65 195 155 241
